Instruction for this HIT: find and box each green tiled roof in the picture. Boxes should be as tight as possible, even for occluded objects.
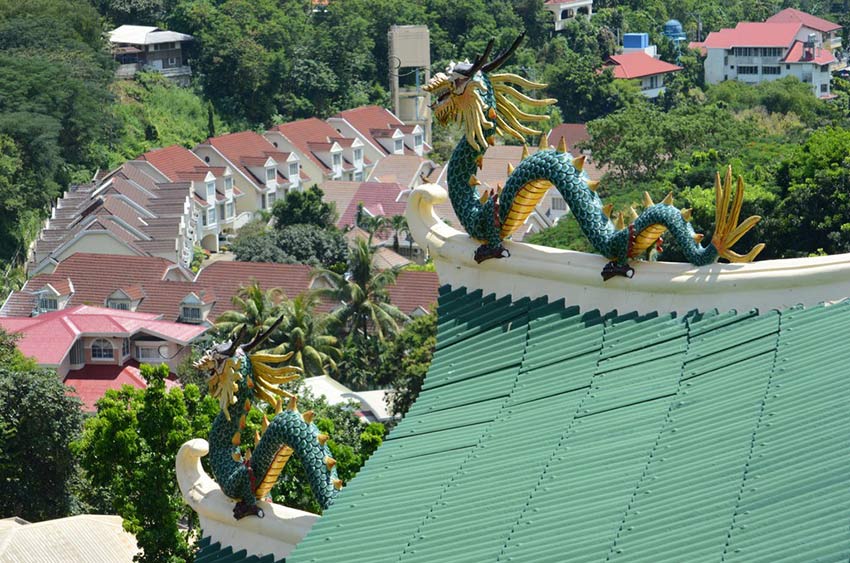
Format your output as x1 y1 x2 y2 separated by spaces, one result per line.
289 286 850 562
194 536 284 563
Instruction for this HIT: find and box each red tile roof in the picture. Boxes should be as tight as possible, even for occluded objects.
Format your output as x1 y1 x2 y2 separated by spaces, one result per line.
766 8 841 33
700 22 802 49
548 124 590 150
64 360 179 411
270 118 348 173
337 182 408 228
386 271 439 315
331 106 407 155
207 131 281 187
0 305 205 366
783 40 836 64
139 145 207 182
606 52 683 79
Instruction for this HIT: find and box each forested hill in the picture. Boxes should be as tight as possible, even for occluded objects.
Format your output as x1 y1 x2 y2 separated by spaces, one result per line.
2 0 850 292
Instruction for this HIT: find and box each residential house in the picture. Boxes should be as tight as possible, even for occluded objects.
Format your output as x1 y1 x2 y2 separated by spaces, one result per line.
543 0 593 32
691 21 836 97
0 305 205 409
265 118 369 186
766 8 842 54
194 132 302 214
368 154 441 189
109 25 193 85
605 51 683 98
28 154 204 274
327 106 429 164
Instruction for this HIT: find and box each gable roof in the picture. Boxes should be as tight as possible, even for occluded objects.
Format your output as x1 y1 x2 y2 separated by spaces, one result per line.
607 52 683 79
766 8 841 33
269 118 353 173
368 154 435 188
700 22 803 49
290 287 850 562
783 40 836 65
206 132 283 187
65 361 180 411
109 25 192 45
139 145 208 182
331 105 428 155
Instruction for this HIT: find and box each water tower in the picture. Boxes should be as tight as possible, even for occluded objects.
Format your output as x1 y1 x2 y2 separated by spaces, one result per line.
388 25 431 145
663 19 688 43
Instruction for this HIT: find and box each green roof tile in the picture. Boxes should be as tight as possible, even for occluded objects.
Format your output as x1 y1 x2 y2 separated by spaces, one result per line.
289 288 850 562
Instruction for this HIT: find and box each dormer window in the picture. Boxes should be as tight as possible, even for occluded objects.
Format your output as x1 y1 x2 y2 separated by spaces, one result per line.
206 180 215 200
288 162 299 178
394 139 403 153
181 306 202 323
354 148 363 164
224 176 233 194
39 296 58 312
266 167 276 182
414 134 423 148
333 153 342 168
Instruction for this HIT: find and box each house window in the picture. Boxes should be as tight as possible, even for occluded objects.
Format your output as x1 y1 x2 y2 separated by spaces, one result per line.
414 134 422 148
70 340 84 365
201 211 208 226
394 139 403 153
107 299 130 310
206 181 215 200
181 306 202 322
354 148 363 164
39 297 58 311
261 194 267 209
738 66 759 75
648 75 659 89
821 83 829 93
122 338 130 357
353 171 364 181
91 338 114 359
786 64 791 70
266 167 276 182
289 162 299 178
267 191 277 207
207 208 216 225
226 202 234 218
224 176 233 194
762 66 781 75
135 346 160 360
332 153 342 168
167 57 178 66
552 198 567 211
218 204 225 221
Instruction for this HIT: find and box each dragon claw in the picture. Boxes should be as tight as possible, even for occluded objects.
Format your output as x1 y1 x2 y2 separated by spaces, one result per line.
474 244 510 263
233 501 264 520
601 262 635 281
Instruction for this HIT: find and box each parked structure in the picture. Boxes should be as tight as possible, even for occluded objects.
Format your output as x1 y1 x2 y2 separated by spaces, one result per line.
691 20 837 97
543 0 593 32
108 25 193 85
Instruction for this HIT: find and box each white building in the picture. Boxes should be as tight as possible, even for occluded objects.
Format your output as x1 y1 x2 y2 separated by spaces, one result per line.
108 25 193 85
692 21 836 98
543 0 593 32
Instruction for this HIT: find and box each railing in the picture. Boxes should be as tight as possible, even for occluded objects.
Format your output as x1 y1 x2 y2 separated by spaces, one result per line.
234 212 254 230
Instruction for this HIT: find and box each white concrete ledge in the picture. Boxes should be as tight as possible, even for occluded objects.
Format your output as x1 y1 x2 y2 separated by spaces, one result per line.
176 439 318 559
406 184 850 314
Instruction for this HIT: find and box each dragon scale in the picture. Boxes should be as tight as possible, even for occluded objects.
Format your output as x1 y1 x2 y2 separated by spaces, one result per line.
427 34 764 277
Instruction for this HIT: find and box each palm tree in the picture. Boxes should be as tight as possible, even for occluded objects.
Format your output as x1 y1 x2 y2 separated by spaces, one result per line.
388 214 409 254
360 214 388 246
268 293 341 377
214 281 285 342
314 239 409 342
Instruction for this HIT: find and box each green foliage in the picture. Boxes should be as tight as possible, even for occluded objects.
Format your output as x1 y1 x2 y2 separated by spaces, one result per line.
215 281 284 341
273 186 337 229
232 222 347 269
0 327 39 372
525 218 597 253
0 368 84 521
379 311 437 422
267 293 342 377
74 364 218 563
190 245 207 273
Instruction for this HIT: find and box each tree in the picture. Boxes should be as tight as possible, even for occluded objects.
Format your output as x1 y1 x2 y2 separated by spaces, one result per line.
268 293 342 377
314 239 408 342
388 215 409 253
272 186 337 229
276 224 348 269
74 364 219 563
231 229 291 263
215 281 285 342
379 311 437 422
0 367 84 521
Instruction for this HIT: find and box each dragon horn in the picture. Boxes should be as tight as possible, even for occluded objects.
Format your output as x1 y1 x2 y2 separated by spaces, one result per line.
244 313 286 353
457 39 495 77
482 33 525 73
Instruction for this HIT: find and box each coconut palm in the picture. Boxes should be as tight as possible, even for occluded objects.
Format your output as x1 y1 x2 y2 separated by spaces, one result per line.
214 281 285 342
267 293 342 377
314 239 409 341
388 214 409 253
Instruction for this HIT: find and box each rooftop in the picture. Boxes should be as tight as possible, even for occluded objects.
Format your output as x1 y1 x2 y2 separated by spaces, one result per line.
65 360 180 411
698 22 803 49
109 25 192 45
766 7 842 33
606 52 683 79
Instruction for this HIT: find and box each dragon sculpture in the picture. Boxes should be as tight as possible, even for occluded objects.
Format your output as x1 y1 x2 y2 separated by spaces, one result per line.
194 320 340 520
424 35 765 279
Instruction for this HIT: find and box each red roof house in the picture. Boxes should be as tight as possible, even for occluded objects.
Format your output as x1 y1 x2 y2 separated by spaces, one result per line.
605 52 682 98
766 8 841 33
327 106 429 163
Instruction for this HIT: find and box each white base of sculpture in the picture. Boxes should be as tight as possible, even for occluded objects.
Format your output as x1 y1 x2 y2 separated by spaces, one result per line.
406 184 850 315
176 439 319 560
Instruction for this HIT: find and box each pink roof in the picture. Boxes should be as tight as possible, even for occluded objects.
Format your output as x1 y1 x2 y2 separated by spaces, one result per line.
606 52 683 79
783 40 836 65
207 131 281 187
548 124 590 149
332 106 408 155
337 182 408 228
64 361 179 411
0 305 206 366
139 145 207 182
766 8 841 33
701 22 802 49
270 118 347 173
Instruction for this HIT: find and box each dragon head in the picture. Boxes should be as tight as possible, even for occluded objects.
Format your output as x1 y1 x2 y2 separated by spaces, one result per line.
424 34 557 150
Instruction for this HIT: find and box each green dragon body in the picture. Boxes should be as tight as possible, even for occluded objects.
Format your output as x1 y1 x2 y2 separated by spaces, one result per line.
426 35 764 278
196 335 340 520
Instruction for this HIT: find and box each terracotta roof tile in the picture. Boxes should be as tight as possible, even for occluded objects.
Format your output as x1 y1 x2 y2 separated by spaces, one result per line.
64 360 179 411
548 124 590 149
386 270 439 314
766 8 841 33
332 106 406 155
270 118 355 173
207 131 280 187
700 22 802 49
607 52 683 79
139 145 207 182
783 40 835 64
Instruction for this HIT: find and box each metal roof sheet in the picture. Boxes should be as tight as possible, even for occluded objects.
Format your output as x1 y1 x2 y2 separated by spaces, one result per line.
289 288 850 562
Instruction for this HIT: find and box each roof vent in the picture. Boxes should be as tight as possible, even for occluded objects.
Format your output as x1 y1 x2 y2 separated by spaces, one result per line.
204 156 210 163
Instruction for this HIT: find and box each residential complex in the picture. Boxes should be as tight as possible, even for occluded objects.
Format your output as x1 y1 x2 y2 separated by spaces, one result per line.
108 25 193 84
327 105 429 163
